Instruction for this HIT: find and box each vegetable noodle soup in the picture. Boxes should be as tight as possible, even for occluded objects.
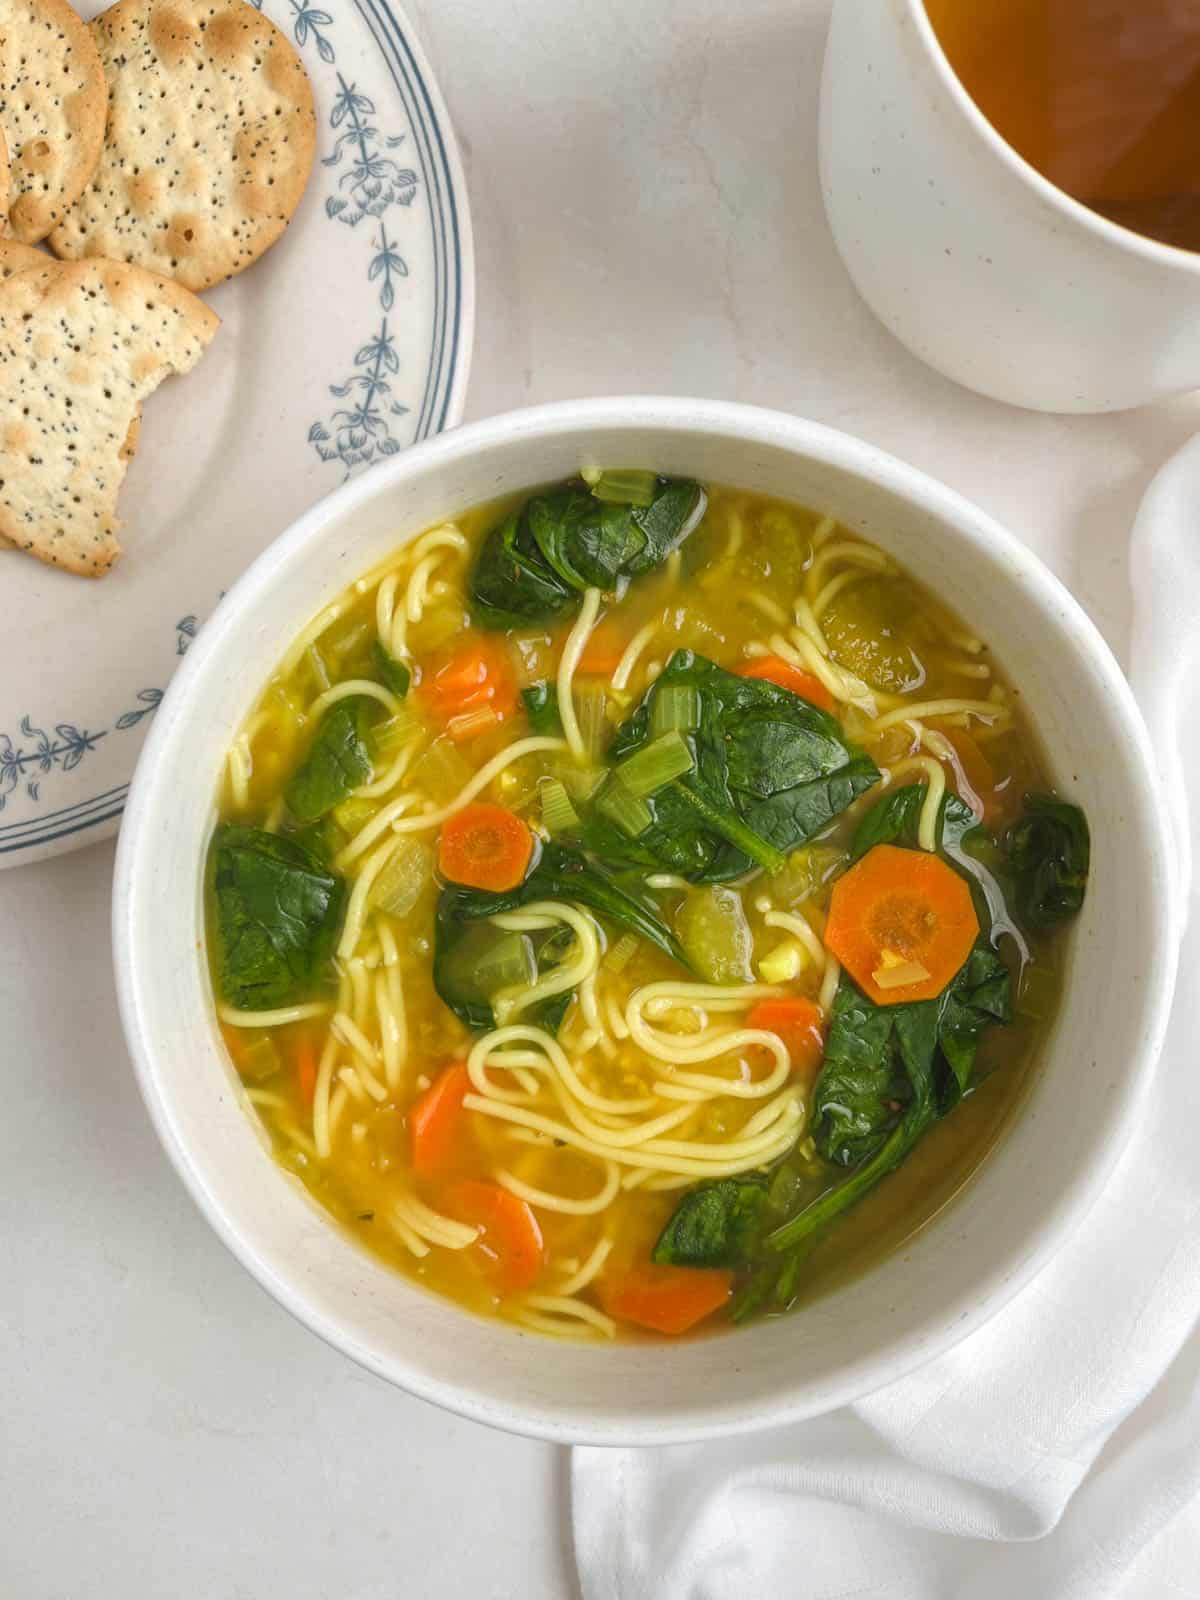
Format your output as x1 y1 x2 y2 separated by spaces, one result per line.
208 472 1090 1341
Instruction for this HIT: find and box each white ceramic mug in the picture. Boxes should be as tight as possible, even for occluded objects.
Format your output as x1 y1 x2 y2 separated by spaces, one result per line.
819 0 1200 413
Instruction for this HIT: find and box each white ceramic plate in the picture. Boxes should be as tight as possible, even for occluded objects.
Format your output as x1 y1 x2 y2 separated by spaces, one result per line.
0 0 473 868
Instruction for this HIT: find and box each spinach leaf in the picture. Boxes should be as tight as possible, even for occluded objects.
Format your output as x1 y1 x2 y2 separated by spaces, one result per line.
1005 795 1090 929
528 478 706 592
808 980 910 1167
284 698 374 823
590 652 880 882
521 681 563 736
623 478 708 576
653 1177 768 1268
371 640 411 697
468 477 706 629
433 840 688 1030
937 942 1011 1100
771 1092 937 1259
850 782 978 861
288 815 343 866
469 506 577 629
211 826 346 1009
772 944 1011 1251
527 488 646 591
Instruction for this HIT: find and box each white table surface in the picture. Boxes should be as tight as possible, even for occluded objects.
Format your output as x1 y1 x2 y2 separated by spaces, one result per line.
4 1 1199 1594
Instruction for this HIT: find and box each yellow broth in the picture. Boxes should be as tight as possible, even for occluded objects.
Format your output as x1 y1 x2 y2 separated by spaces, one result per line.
210 483 1066 1341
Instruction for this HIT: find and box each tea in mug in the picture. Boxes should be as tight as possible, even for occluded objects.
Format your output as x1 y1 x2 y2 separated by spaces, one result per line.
924 0 1200 253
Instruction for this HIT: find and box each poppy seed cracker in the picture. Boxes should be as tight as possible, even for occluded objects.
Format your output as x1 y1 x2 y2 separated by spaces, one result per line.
0 257 218 575
47 0 316 292
0 0 108 243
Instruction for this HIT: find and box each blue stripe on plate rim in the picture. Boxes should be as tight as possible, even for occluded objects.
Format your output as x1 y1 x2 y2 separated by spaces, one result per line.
0 0 471 862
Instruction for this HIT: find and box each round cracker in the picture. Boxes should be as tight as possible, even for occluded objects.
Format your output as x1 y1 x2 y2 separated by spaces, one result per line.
0 0 108 243
47 0 316 292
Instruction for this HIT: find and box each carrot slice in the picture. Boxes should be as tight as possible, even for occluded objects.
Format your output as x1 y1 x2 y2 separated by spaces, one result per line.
600 1263 733 1335
437 802 534 892
738 656 834 711
442 1179 545 1292
409 1062 472 1176
824 843 979 1006
422 637 518 729
746 996 826 1080
295 1040 318 1106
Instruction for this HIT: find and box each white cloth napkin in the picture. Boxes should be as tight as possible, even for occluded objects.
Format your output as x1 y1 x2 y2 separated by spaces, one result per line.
573 437 1200 1600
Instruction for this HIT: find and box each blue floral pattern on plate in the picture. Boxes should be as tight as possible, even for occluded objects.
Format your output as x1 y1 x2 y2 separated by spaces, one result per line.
0 0 471 863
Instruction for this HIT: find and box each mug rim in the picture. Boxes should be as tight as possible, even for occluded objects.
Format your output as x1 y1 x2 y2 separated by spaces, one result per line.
903 0 1200 277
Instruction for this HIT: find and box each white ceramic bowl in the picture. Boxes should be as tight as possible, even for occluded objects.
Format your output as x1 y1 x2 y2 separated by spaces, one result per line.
113 398 1177 1445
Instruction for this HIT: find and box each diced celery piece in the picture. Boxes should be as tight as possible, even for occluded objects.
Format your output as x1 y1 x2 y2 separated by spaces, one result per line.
475 931 537 995
239 1033 280 1082
369 704 420 762
676 885 754 984
332 796 377 836
409 736 474 804
438 924 528 1015
596 774 653 838
414 604 467 653
303 644 331 694
539 777 580 835
371 837 433 918
604 932 639 973
650 684 702 738
574 683 611 762
551 759 605 804
589 468 658 507
615 731 694 798
771 844 848 908
331 621 372 661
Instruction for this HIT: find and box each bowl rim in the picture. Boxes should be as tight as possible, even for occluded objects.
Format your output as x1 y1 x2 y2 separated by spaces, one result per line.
112 396 1179 1444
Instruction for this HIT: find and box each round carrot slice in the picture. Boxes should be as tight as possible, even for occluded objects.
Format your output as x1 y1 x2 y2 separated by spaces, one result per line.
437 803 534 892
824 844 979 1006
